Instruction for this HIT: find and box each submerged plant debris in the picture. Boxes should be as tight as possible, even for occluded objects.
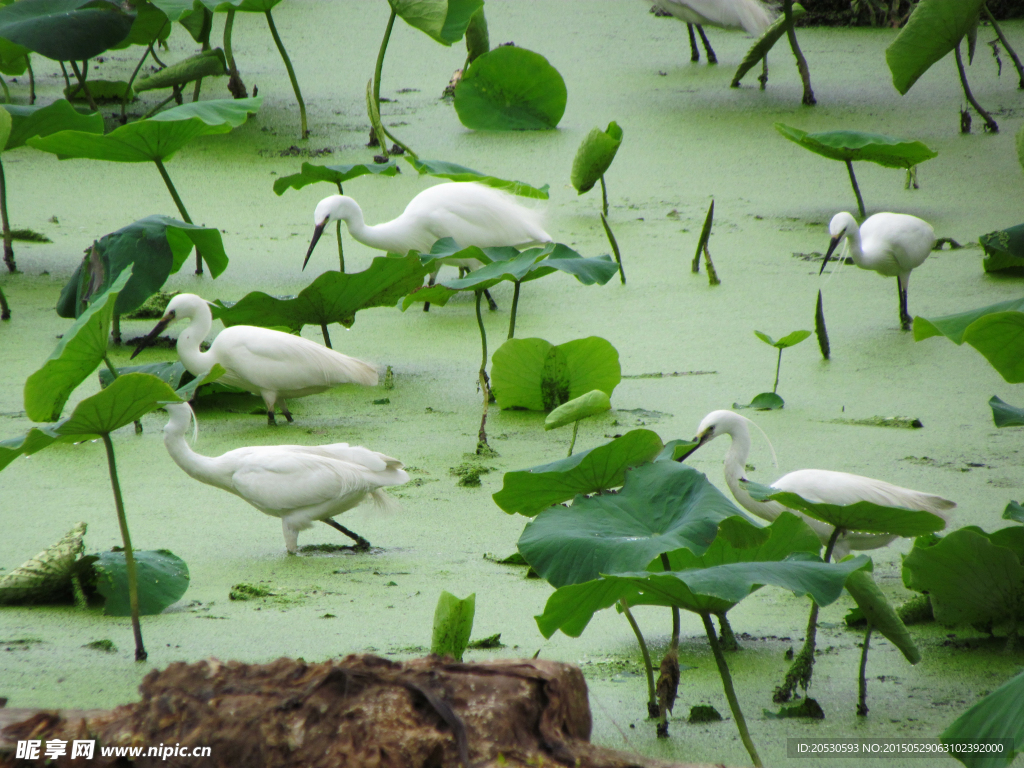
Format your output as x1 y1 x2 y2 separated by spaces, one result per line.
830 416 924 429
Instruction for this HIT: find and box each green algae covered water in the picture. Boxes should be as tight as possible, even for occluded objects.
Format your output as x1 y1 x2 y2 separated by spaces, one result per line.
1 3 1023 765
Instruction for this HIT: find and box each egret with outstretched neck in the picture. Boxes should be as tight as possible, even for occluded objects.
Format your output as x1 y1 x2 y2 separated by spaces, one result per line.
161 403 408 552
682 410 954 559
820 212 936 331
131 294 377 425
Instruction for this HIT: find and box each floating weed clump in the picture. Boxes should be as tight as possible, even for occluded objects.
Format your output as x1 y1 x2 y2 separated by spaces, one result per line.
229 582 273 600
83 639 117 653
450 462 493 487
831 415 923 429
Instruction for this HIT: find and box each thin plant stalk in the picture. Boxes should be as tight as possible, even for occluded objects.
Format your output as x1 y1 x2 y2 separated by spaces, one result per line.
265 9 307 138
507 280 521 339
844 159 866 219
68 60 98 112
59 61 71 90
660 553 680 652
372 7 398 160
0 285 10 319
782 0 815 106
475 291 491 453
0 76 9 103
620 599 659 718
0 156 14 273
141 91 179 120
191 9 212 102
600 211 625 285
773 347 783 394
101 432 147 662
983 5 1024 89
320 323 332 348
599 175 609 217
954 43 998 133
122 39 157 123
857 624 873 716
26 58 34 104
335 182 345 271
152 159 204 275
223 10 249 98
567 420 579 457
701 612 762 767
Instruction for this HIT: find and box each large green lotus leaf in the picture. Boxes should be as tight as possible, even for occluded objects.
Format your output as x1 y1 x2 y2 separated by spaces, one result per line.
24 270 131 422
981 225 1024 274
490 336 620 412
535 577 645 638
0 39 30 77
4 99 103 151
914 298 1024 344
844 567 920 664
961 312 1024 384
0 425 64 471
745 480 948 536
941 671 1024 768
518 461 745 588
113 0 172 48
775 123 938 170
430 590 475 661
571 122 623 194
391 0 481 45
0 0 133 61
0 522 86 605
98 361 186 390
56 372 183 437
991 396 1024 428
135 48 227 91
28 97 261 162
213 254 430 330
93 549 189 616
544 389 610 430
273 160 399 195
904 528 1024 627
492 429 664 517
406 158 549 199
886 0 985 95
57 216 228 321
732 4 805 84
454 46 566 130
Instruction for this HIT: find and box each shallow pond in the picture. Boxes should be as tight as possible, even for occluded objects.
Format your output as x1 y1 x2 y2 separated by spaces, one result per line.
1 2 1023 766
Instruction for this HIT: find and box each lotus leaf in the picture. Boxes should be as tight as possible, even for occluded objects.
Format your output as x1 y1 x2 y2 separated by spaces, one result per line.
135 48 228 91
1004 501 1024 525
981 224 1024 274
885 0 985 95
406 158 549 199
0 0 133 61
732 4 805 85
735 392 784 411
775 124 938 169
843 567 920 664
544 390 610 430
3 100 103 150
990 396 1024 428
755 329 811 349
273 160 398 195
941 670 1024 768
114 0 172 48
0 39 30 77
571 122 623 195
0 522 86 604
915 301 1024 384
391 0 481 45
430 591 475 661
64 80 134 103
93 549 189 616
454 46 566 130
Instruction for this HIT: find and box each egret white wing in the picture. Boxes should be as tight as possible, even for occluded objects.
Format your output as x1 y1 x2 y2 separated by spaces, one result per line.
774 469 954 521
230 452 375 512
405 184 551 249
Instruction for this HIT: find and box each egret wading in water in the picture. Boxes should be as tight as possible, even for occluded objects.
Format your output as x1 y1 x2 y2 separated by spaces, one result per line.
161 403 408 552
820 212 936 331
131 294 377 425
649 0 774 69
683 410 954 559
304 182 552 311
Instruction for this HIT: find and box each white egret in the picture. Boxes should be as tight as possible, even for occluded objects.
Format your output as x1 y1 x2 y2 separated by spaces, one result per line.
650 0 775 64
683 410 954 559
820 212 936 331
304 182 552 311
162 403 408 552
131 294 377 425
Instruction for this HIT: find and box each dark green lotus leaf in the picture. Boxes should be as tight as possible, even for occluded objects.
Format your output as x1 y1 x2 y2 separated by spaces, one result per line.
55 372 183 437
93 549 189 616
454 46 566 130
744 480 948 536
391 0 482 45
28 96 261 162
535 577 645 638
493 429 664 517
57 216 228 322
0 522 86 605
4 100 103 151
941 670 1024 768
25 270 131 422
213 254 430 331
990 396 1024 428
544 389 610 430
518 461 745 588
571 122 622 195
904 527 1024 629
0 0 133 61
916 301 1024 382
273 160 399 195
406 158 549 199
135 48 227 92
99 361 186 390
430 590 475 661
64 79 134 103
490 336 620 412
734 392 785 411
0 39 30 77
464 7 487 64
776 123 938 169
1003 501 1024 525
657 438 700 462
732 4 805 84
755 329 811 349
844 567 920 664
113 0 172 48
886 0 985 95
980 224 1024 274
915 298 1024 344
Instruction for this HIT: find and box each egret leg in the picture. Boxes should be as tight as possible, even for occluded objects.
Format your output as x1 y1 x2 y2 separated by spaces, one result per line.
898 282 911 331
696 26 717 65
323 518 371 551
686 23 700 62
280 401 294 423
267 410 277 426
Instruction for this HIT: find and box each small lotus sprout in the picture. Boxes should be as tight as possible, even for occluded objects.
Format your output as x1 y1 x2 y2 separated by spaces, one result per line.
691 199 720 285
735 329 810 410
544 389 611 456
571 122 625 283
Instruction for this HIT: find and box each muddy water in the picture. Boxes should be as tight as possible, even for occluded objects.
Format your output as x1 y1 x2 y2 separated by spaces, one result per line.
1 2 1023 765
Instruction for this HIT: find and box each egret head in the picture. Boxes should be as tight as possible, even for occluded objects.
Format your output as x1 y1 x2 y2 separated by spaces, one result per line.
305 195 360 270
162 401 197 442
820 212 857 276
677 410 777 466
130 294 208 359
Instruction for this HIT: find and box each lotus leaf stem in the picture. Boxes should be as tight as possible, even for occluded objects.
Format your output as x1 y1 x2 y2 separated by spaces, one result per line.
567 420 579 456
335 182 345 271
844 160 866 219
600 175 609 218
101 432 146 662
26 58 34 104
599 211 625 285
0 76 9 104
265 9 307 139
620 600 658 718
701 611 762 767
660 553 681 652
373 9 397 127
321 323 332 348
773 347 783 394
123 38 158 123
717 613 740 651
983 5 1024 89
191 9 213 102
857 623 872 716
475 291 491 452
150 46 168 68
507 280 521 339
141 91 178 120
782 0 815 106
59 61 71 90
153 159 203 275
0 285 9 320
223 10 248 98
954 44 998 133
68 60 97 112
0 156 14 273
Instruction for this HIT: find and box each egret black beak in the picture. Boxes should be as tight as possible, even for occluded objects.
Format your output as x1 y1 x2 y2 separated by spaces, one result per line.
130 310 175 359
675 429 713 462
818 236 842 276
303 222 326 271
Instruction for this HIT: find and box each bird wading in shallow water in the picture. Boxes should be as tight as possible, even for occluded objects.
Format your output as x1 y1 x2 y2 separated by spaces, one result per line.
820 212 936 331
161 403 409 552
682 410 954 559
131 293 377 425
649 0 775 65
304 182 552 311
